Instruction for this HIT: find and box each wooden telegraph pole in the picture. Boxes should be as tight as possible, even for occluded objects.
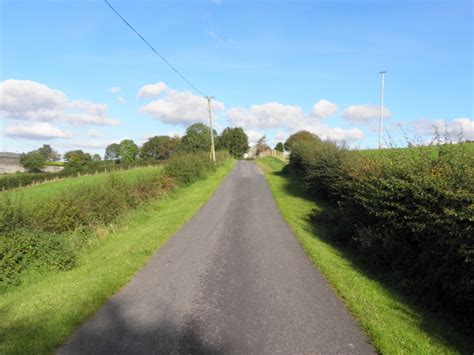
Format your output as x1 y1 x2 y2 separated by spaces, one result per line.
206 96 216 164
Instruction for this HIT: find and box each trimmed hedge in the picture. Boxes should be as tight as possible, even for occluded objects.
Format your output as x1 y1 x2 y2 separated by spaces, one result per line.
287 133 474 326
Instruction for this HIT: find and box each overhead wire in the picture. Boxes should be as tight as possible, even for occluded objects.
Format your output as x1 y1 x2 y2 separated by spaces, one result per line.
103 0 206 97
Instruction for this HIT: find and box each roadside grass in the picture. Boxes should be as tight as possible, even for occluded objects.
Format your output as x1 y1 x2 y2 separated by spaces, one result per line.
2 165 163 204
258 157 472 354
0 159 235 354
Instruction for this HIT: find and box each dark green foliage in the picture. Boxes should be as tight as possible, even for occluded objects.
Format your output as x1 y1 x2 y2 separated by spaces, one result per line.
217 127 249 158
274 142 284 152
19 151 46 173
141 135 181 160
181 123 217 153
0 229 75 285
64 150 92 170
288 135 474 325
92 154 102 161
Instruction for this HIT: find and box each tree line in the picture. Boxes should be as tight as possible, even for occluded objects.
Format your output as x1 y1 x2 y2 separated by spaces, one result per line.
19 123 250 173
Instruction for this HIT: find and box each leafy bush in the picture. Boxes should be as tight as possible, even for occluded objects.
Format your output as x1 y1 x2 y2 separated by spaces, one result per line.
0 229 75 285
287 132 474 325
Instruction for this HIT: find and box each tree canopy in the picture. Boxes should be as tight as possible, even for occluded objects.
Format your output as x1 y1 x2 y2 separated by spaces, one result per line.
118 139 139 164
20 151 46 173
37 144 61 162
181 123 217 154
104 143 121 161
217 127 249 158
274 142 284 152
64 150 92 170
284 130 321 151
141 135 181 160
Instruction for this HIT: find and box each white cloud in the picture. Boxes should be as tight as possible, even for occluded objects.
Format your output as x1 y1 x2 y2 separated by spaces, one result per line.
311 99 338 118
413 117 474 140
138 82 168 98
342 104 391 123
4 122 73 140
245 129 266 144
87 128 102 138
110 86 121 93
116 96 127 104
226 103 305 129
0 79 120 126
227 100 364 143
138 83 225 125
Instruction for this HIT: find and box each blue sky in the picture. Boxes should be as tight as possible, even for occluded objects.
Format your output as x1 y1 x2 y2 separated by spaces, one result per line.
1 0 472 155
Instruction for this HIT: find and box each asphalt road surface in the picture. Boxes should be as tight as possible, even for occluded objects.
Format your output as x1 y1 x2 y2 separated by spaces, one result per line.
58 161 374 354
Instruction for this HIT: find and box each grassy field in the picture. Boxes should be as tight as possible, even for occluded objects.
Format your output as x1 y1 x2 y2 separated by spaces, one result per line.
0 159 235 354
1 166 163 204
358 141 474 158
258 157 472 354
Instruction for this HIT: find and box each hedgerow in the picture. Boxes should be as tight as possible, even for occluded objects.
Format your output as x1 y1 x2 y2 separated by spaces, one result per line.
0 152 230 286
286 131 474 326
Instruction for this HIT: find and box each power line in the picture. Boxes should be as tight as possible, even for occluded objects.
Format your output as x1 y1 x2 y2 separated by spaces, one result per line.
103 0 206 97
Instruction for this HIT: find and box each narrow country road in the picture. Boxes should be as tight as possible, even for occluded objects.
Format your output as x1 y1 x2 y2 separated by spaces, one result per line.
58 161 374 354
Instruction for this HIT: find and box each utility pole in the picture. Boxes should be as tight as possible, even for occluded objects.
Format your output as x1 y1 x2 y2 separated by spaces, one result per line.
205 96 216 164
378 70 387 149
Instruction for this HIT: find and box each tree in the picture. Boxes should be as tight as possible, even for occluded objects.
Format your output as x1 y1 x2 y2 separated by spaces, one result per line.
284 130 321 151
64 150 92 170
255 135 271 157
141 135 181 160
118 139 139 164
37 144 61 162
274 142 284 152
92 154 102 161
20 151 46 173
217 127 249 158
104 143 121 161
181 123 217 154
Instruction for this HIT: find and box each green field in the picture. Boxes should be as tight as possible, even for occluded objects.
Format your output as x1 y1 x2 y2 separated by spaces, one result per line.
0 159 235 354
358 141 474 158
258 157 472 354
1 166 163 204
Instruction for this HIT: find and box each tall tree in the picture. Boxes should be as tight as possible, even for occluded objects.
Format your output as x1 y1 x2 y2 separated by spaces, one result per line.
141 135 181 160
274 142 284 152
37 144 61 162
64 150 92 170
20 151 46 173
181 123 217 153
217 127 249 158
104 143 121 161
118 139 139 164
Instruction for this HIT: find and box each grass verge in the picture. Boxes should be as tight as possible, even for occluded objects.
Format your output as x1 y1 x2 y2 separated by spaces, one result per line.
0 159 235 354
258 157 472 354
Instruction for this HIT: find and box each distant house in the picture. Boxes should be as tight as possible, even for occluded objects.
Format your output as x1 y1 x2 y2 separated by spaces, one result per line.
0 152 24 174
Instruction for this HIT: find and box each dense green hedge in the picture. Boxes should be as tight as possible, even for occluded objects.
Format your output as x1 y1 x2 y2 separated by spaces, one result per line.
0 152 229 286
287 133 473 325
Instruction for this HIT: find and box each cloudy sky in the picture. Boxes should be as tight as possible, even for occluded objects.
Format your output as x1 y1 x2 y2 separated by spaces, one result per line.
0 0 472 155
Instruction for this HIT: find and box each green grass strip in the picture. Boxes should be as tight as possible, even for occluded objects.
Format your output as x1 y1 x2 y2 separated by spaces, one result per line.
0 159 235 354
258 157 471 355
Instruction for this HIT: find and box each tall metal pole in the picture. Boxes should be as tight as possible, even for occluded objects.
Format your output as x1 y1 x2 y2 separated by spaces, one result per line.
379 70 387 149
206 96 216 164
